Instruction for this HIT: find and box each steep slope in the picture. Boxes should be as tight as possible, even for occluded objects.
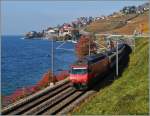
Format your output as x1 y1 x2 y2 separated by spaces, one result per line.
85 11 149 35
73 37 149 115
109 11 149 35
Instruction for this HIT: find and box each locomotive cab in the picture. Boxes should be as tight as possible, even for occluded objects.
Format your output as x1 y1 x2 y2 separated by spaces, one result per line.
69 65 89 89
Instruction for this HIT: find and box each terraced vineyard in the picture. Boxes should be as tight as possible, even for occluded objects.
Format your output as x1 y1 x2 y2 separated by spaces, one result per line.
85 11 148 35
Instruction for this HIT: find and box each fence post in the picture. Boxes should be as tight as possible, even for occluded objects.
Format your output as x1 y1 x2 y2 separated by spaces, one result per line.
116 39 119 77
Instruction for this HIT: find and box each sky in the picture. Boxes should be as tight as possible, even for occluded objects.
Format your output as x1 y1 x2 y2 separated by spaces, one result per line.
1 0 148 35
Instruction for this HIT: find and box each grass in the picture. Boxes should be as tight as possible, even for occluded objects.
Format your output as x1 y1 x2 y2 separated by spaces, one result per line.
72 37 149 115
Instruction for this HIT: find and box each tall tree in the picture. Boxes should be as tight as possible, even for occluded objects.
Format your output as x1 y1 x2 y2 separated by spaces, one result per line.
75 35 97 59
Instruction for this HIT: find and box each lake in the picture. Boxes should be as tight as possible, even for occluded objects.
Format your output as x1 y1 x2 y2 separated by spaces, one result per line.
1 35 77 95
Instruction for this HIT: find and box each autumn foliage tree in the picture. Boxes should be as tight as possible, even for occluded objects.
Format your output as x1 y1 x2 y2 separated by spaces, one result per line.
55 70 69 81
37 70 56 89
75 35 97 59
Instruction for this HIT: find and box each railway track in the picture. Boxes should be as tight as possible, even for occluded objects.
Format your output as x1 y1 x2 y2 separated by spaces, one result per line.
1 79 97 115
22 87 96 115
2 69 117 115
1 79 70 115
2 73 114 115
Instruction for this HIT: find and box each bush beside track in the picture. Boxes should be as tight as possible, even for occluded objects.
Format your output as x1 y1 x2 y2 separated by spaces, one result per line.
72 37 149 115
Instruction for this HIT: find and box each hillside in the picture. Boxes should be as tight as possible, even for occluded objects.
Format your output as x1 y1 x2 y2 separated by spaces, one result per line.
72 37 149 115
85 11 149 35
109 12 149 35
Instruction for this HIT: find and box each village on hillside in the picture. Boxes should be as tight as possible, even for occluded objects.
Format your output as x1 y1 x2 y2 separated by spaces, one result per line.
25 2 149 40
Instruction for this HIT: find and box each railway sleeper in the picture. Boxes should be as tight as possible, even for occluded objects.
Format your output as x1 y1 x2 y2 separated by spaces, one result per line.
23 87 76 115
8 83 70 115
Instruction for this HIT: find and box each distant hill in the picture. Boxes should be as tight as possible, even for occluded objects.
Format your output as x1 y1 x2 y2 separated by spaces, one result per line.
109 11 149 35
85 11 149 35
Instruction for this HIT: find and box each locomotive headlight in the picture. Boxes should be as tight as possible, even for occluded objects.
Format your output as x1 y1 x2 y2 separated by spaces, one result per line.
82 83 87 85
82 79 87 83
82 83 87 89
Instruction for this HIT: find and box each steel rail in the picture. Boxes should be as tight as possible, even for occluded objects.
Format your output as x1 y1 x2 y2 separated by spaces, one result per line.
2 79 69 115
42 91 84 115
8 83 70 115
23 87 75 115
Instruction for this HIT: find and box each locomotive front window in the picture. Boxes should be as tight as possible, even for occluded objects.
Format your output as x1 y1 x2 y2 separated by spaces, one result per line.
71 68 87 74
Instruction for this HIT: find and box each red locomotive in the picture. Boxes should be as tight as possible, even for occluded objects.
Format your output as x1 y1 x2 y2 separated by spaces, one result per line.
69 43 131 89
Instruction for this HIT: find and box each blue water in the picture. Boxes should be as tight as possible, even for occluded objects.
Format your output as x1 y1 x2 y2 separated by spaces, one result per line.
1 35 77 95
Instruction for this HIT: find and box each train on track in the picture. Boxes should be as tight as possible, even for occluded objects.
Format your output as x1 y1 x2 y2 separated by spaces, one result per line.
69 43 132 90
